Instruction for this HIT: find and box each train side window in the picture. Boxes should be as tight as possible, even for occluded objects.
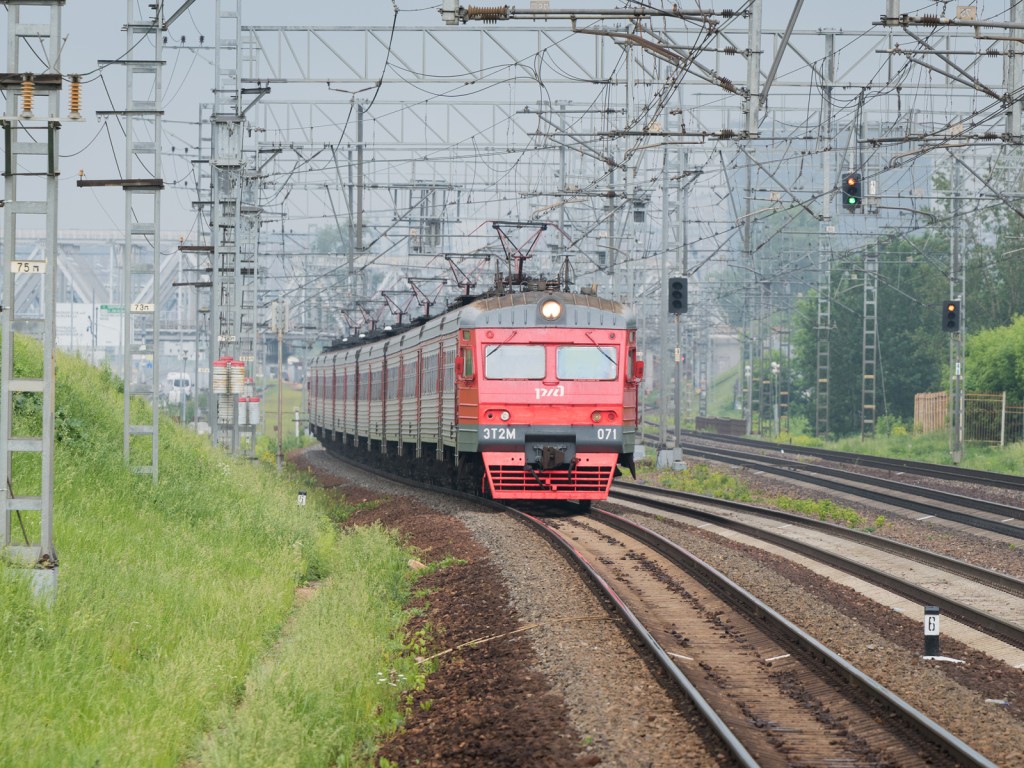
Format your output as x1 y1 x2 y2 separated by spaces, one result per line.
403 359 417 398
370 370 380 401
443 349 456 390
484 345 545 379
387 365 399 400
556 346 618 380
422 354 438 395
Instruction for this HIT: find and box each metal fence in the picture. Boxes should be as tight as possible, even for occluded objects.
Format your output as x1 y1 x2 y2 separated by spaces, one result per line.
914 392 1024 445
694 416 748 437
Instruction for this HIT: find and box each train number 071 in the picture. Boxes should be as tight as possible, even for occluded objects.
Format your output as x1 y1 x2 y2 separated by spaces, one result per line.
596 428 618 440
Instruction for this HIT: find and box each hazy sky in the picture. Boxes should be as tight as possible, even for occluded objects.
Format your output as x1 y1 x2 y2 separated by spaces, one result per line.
8 1 937 232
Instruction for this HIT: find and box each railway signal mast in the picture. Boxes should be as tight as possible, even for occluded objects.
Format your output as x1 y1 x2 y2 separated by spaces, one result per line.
79 1 168 481
0 0 66 599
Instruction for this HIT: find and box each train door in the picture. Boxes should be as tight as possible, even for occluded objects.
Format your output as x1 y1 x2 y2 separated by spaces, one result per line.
354 351 362 443
338 359 347 440
440 339 457 455
399 347 418 458
342 355 354 446
413 348 422 455
381 351 388 452
309 360 317 431
395 354 403 451
626 336 641 420
315 364 322 430
368 352 384 448
384 357 399 453
331 362 338 438
456 329 479 450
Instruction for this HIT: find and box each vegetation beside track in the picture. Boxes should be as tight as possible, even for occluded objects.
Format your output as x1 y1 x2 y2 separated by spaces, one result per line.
820 429 1024 475
1 339 429 767
733 425 1024 475
633 460 883 530
646 408 1024 474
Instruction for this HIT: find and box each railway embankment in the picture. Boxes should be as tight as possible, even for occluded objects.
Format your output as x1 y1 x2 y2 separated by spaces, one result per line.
0 344 427 767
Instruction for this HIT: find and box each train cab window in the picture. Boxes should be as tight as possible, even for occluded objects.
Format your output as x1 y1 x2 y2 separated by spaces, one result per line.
557 346 618 380
484 344 545 380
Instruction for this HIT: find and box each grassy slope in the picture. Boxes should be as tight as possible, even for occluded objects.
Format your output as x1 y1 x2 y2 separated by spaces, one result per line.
1 343 424 767
256 380 305 439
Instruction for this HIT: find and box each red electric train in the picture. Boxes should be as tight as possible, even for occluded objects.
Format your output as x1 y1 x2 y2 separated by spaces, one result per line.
307 290 643 508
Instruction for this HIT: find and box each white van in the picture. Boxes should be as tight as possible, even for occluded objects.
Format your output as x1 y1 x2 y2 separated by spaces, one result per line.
164 372 193 405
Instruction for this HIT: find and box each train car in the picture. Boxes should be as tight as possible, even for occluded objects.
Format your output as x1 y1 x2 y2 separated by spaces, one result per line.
308 290 643 507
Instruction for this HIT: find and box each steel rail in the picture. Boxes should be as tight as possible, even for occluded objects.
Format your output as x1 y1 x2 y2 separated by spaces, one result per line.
588 508 999 768
680 429 1024 492
612 482 1024 597
682 444 1024 539
609 484 1024 649
512 509 760 768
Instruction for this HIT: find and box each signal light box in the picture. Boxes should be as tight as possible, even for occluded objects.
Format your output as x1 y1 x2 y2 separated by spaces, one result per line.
943 300 961 332
842 172 862 211
668 276 688 315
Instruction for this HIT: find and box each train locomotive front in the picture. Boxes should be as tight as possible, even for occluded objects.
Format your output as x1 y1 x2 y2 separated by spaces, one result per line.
307 290 642 507
455 292 642 503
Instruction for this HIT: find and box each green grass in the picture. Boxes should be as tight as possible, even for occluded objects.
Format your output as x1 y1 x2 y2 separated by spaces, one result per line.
655 461 753 502
689 405 1024 476
634 459 877 530
786 428 1024 475
0 340 431 767
259 381 305 439
770 495 870 528
196 523 432 768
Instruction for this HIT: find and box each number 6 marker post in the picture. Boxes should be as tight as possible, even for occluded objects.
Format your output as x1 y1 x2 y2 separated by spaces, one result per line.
923 606 940 657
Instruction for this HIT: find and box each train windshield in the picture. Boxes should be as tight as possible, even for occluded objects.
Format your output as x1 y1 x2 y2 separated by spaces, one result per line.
484 344 546 379
557 346 618 380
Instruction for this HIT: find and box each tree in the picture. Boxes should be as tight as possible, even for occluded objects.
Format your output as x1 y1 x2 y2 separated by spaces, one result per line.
965 315 1024 402
790 235 949 436
315 223 350 256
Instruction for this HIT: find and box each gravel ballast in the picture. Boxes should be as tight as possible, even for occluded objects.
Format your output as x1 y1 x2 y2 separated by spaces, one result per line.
295 447 1024 767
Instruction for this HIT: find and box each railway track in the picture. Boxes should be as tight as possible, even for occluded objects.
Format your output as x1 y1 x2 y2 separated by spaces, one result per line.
679 430 1024 493
523 507 997 767
676 441 1024 540
609 483 1024 660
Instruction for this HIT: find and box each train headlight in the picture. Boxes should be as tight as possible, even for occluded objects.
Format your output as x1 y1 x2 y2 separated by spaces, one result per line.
500 410 511 422
540 299 562 320
591 411 602 423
